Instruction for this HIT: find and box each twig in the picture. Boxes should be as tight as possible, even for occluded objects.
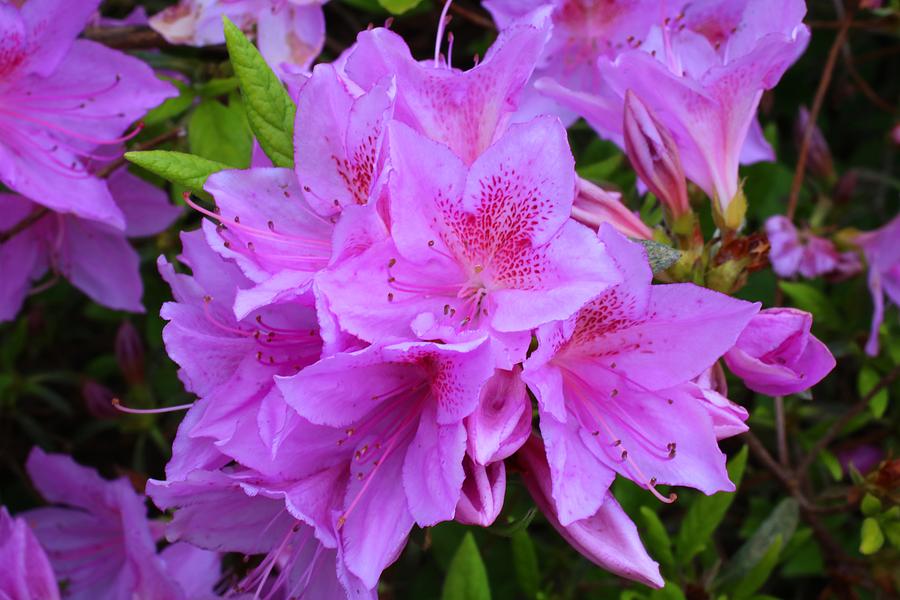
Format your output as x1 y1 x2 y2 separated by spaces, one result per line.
786 10 854 221
448 2 495 30
798 362 900 475
0 208 49 244
774 396 790 467
83 26 169 50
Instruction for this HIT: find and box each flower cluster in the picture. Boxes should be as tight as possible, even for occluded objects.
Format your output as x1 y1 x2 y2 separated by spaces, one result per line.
138 9 835 597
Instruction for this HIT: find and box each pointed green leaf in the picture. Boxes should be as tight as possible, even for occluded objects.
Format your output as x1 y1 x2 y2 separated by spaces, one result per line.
378 0 424 13
510 529 540 599
860 518 884 555
640 506 675 573
716 498 798 588
730 536 783 600
222 16 295 168
858 366 889 418
675 446 748 565
125 150 230 191
860 493 882 517
442 533 491 600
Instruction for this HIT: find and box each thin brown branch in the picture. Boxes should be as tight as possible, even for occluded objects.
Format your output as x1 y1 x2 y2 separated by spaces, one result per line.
83 25 169 50
448 2 495 30
0 208 49 245
798 362 900 475
786 11 854 221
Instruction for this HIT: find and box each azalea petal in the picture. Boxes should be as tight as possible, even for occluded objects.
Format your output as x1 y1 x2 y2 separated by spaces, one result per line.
466 367 531 464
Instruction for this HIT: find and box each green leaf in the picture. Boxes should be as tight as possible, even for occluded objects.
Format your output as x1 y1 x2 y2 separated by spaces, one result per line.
861 493 883 517
195 77 241 98
637 240 681 274
188 98 252 168
648 581 687 600
143 76 193 126
819 448 844 481
378 0 424 14
716 498 798 588
860 518 884 554
125 150 230 191
777 282 840 329
222 16 295 168
858 366 889 418
442 533 492 600
731 536 783 600
883 519 900 549
577 154 623 182
640 506 675 573
510 529 540 599
675 446 748 565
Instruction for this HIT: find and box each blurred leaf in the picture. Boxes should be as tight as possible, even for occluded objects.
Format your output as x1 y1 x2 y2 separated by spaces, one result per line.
143 77 193 126
731 535 783 600
649 581 686 600
858 366 889 418
223 16 295 168
860 518 884 554
675 446 748 565
640 506 675 573
819 449 843 482
195 77 241 98
188 98 252 168
378 0 423 13
489 506 538 538
510 529 540 599
577 154 623 182
860 493 882 517
125 150 230 191
442 532 491 600
638 240 681 274
777 281 840 328
716 498 798 587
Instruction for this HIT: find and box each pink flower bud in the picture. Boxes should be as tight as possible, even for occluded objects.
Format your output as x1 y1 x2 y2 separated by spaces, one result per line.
572 178 653 240
455 457 505 527
115 321 144 385
724 308 836 396
795 106 835 180
623 90 690 219
81 380 119 419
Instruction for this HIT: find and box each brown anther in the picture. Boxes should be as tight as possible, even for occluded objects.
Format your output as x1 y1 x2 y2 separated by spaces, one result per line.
267 220 275 231
233 216 240 223
388 258 397 268
621 450 628 460
427 240 435 247
387 292 394 302
611 389 619 397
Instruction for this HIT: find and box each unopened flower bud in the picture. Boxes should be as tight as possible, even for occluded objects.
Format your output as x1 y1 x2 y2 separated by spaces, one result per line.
82 380 119 419
573 178 653 240
115 321 144 385
795 106 835 181
623 90 690 219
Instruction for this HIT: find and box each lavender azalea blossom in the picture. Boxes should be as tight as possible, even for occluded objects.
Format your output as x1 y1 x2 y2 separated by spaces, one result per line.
724 308 836 396
522 225 759 525
856 213 900 356
23 448 218 600
765 215 861 280
0 0 175 228
150 0 329 78
539 0 810 216
0 168 179 321
0 506 60 600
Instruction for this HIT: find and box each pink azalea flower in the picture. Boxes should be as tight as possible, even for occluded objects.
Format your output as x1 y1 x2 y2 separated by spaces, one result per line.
148 462 372 599
150 0 329 78
482 0 661 125
765 215 861 280
340 10 551 164
0 0 175 228
539 0 809 214
275 337 497 589
318 118 619 363
689 364 749 440
516 435 664 588
0 168 179 321
23 447 218 600
856 213 900 356
0 506 60 600
521 225 759 525
724 308 835 396
572 177 653 240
